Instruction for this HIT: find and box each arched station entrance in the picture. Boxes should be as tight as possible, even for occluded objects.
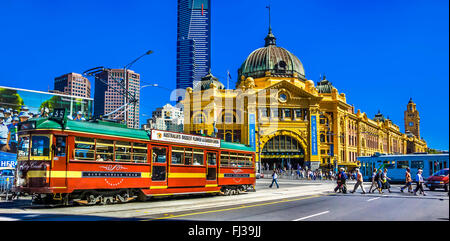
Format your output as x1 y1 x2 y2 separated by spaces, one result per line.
261 135 306 171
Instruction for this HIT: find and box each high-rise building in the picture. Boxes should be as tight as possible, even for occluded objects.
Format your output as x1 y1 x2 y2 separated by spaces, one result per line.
144 103 184 132
94 69 140 129
176 0 211 93
53 72 91 98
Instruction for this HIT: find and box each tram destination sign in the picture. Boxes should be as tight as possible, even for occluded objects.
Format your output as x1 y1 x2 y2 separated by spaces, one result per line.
151 130 221 148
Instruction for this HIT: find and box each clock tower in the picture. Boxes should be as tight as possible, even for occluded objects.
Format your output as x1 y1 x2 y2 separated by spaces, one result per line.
404 98 420 139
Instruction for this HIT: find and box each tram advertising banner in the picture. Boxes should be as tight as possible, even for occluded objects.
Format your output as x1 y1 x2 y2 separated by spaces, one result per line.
151 129 221 148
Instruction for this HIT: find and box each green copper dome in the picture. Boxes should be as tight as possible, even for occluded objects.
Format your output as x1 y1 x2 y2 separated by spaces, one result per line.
237 30 306 82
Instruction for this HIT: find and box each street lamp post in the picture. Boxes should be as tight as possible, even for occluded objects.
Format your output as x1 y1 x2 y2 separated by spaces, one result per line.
123 50 153 128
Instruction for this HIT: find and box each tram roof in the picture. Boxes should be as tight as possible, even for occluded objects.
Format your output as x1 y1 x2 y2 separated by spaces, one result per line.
24 118 254 152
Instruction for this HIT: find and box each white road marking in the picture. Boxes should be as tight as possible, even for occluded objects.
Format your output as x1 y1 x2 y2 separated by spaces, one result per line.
293 211 330 221
367 197 381 202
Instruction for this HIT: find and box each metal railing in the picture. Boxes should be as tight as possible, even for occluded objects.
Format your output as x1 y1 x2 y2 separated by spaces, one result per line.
0 177 15 201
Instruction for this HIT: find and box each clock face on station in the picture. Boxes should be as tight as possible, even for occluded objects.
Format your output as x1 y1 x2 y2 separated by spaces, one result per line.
409 122 414 127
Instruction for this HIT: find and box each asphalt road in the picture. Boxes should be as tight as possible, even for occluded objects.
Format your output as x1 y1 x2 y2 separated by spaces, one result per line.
0 179 448 221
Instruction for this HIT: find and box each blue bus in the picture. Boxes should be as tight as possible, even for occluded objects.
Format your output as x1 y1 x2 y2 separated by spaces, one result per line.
358 153 449 183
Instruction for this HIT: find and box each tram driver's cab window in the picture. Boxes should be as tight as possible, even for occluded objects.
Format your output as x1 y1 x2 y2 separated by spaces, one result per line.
55 136 66 157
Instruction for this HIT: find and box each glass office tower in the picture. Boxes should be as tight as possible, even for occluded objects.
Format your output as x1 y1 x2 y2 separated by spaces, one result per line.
176 0 211 92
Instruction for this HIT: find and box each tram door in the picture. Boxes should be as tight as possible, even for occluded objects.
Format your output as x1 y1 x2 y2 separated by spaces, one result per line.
206 151 218 187
51 135 67 187
150 145 168 188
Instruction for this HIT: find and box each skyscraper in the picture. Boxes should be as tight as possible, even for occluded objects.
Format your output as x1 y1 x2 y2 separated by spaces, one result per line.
53 72 91 98
94 69 140 129
176 0 211 92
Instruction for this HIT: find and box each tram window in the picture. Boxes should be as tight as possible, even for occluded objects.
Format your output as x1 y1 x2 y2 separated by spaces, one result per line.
383 161 395 169
31 135 50 157
184 148 193 165
207 152 217 165
152 147 167 163
247 154 254 167
230 153 239 167
220 152 229 167
95 139 114 162
171 146 184 164
74 137 95 160
115 141 131 162
193 149 204 165
397 161 409 169
411 160 424 169
238 154 247 167
132 143 147 163
18 135 30 159
55 136 66 157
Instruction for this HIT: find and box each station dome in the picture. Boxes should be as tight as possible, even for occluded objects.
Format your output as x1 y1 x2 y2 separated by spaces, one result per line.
237 29 306 83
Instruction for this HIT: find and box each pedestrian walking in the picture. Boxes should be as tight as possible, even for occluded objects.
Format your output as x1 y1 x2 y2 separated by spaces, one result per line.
371 169 383 194
334 168 348 193
413 168 426 196
351 168 366 194
368 168 378 193
381 168 392 193
269 169 279 188
400 167 413 193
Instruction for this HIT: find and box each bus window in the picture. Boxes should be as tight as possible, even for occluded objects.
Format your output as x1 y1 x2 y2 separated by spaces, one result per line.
171 146 184 164
397 161 409 169
411 160 424 169
132 143 147 163
115 141 131 162
193 149 204 165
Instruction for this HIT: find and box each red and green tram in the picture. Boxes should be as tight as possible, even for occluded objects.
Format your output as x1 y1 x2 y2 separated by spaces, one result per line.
13 117 256 205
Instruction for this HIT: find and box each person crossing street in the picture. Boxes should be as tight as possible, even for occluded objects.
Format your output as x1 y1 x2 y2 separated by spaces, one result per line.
350 168 366 194
269 169 279 188
400 167 413 193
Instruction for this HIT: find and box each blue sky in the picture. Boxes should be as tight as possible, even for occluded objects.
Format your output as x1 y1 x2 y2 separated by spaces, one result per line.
0 0 448 150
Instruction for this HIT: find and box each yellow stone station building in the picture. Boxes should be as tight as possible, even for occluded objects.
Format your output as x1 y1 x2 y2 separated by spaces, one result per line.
182 27 427 173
